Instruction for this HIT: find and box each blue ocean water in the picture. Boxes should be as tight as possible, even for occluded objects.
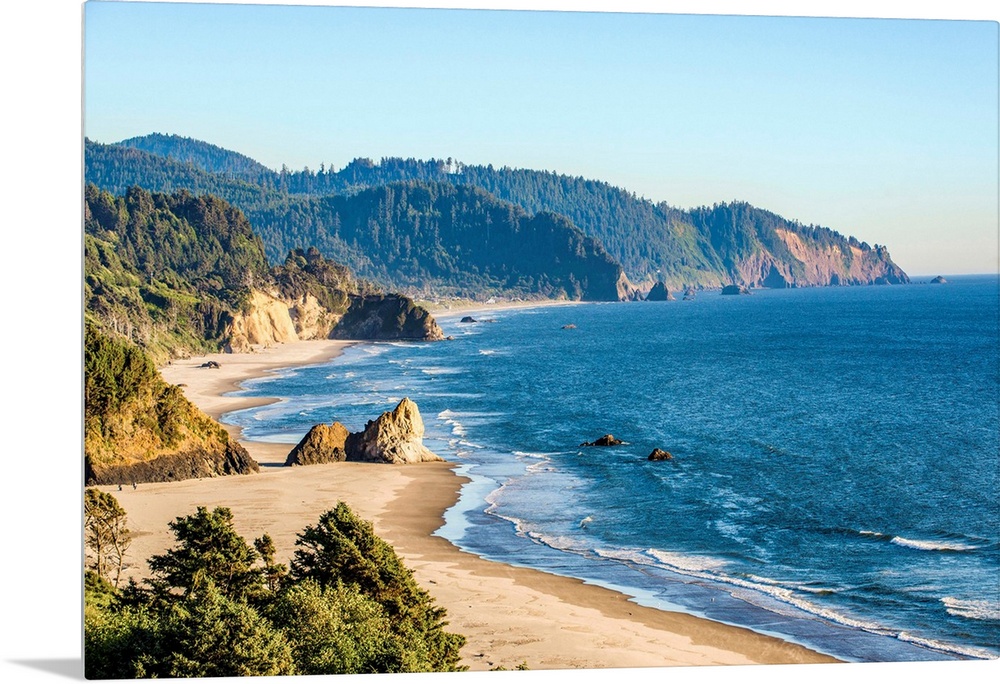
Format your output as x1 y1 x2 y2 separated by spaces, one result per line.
226 275 1000 662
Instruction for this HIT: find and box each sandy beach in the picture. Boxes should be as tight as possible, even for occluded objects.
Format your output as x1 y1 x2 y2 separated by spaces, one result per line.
100 338 839 672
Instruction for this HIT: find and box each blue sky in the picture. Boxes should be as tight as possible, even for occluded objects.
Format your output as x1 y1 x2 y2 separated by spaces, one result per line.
83 1 998 275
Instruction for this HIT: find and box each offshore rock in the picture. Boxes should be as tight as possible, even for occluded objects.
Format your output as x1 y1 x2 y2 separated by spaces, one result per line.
645 282 675 301
331 294 445 341
345 398 443 464
648 448 674 461
721 284 751 295
580 434 625 447
285 422 350 466
930 276 948 284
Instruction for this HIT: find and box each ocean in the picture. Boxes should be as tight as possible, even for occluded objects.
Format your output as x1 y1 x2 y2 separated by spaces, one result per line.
225 274 999 663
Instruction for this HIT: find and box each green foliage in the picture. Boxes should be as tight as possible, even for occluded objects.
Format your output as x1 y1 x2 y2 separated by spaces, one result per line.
84 182 267 361
154 577 295 678
267 579 416 674
147 506 264 602
290 502 466 671
84 504 468 677
250 182 625 300
83 323 157 425
84 597 163 679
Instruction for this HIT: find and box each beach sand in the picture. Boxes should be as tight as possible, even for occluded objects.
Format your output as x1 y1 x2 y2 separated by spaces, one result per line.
101 339 839 672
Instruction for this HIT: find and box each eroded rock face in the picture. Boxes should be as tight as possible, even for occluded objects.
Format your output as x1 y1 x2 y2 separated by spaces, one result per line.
85 442 258 485
285 422 350 466
345 398 443 464
580 434 625 447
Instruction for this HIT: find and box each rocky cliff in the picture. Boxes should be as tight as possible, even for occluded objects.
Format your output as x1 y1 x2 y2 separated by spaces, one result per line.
226 289 444 351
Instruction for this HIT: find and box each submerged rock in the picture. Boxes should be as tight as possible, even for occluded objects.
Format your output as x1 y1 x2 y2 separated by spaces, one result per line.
580 434 625 447
721 284 751 295
648 448 674 461
285 422 350 466
345 398 443 464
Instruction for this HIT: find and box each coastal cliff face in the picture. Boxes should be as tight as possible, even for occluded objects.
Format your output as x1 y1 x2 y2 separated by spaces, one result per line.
226 287 445 351
688 202 909 289
750 229 910 287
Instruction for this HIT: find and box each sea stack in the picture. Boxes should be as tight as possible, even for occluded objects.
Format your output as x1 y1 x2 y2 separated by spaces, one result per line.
345 398 443 464
645 282 675 301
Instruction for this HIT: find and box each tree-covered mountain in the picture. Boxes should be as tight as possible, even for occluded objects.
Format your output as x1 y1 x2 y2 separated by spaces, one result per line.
248 181 631 300
87 135 909 292
87 141 633 300
117 132 275 179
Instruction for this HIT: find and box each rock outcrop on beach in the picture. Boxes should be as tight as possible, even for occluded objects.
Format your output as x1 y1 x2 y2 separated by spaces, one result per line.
345 398 443 464
285 422 350 466
580 434 625 447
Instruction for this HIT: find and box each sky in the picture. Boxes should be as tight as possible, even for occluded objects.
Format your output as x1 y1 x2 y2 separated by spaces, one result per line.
81 0 998 276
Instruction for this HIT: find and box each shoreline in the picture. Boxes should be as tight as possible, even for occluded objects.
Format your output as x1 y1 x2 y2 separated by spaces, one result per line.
105 337 840 671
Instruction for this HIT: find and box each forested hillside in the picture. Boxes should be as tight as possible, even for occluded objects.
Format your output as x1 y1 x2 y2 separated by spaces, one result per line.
85 184 444 364
84 324 258 485
87 134 909 291
249 181 631 300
